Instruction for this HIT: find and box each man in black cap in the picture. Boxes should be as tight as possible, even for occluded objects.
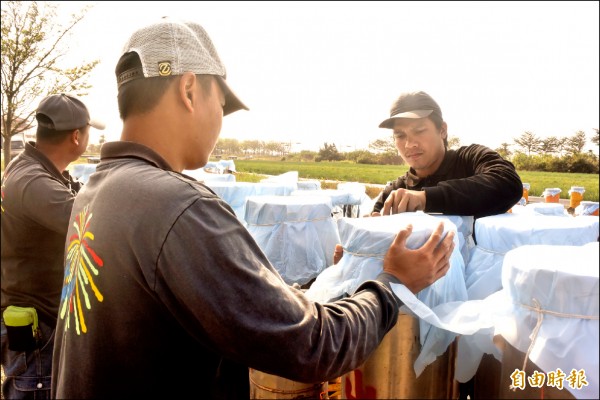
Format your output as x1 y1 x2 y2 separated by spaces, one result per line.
1 93 104 399
369 91 523 400
51 18 456 399
370 90 522 219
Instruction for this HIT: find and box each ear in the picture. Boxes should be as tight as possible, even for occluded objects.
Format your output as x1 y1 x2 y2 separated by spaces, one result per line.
440 122 448 140
179 72 196 112
70 129 80 146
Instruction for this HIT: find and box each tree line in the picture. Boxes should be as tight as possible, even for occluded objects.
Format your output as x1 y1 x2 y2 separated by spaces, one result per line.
210 129 599 174
496 129 599 173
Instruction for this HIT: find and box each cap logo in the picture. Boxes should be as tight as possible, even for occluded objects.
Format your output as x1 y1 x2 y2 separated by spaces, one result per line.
158 61 172 76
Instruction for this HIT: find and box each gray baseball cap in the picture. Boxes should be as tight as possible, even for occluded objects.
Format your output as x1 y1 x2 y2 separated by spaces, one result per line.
36 94 105 131
115 17 248 116
379 91 442 129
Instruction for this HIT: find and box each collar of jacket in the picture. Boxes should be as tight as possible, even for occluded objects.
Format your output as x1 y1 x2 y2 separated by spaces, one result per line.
405 148 456 187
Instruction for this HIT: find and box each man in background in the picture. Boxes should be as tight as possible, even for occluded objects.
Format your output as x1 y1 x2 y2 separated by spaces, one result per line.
371 90 523 400
1 94 104 399
370 90 522 219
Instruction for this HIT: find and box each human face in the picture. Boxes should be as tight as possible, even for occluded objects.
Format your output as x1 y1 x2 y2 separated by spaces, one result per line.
79 126 90 151
392 117 447 178
187 76 224 169
72 125 90 161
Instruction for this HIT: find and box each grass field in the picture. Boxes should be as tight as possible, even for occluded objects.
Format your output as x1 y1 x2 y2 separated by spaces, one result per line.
234 159 600 202
2 155 597 202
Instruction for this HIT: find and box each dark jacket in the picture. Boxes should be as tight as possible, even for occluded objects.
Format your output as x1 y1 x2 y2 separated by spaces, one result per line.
1 142 81 325
52 141 401 399
372 144 523 220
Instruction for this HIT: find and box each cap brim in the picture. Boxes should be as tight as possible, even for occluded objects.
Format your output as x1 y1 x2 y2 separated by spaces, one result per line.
216 76 249 116
378 109 433 128
89 118 106 130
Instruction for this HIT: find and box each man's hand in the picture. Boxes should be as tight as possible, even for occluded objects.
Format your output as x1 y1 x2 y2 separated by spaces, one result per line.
383 222 454 294
381 189 426 215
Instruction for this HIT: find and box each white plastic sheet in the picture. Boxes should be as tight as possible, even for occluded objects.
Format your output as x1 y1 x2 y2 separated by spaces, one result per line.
436 214 475 267
296 180 321 190
336 182 373 218
511 202 567 216
205 181 298 221
498 242 599 400
183 169 236 183
244 195 340 285
576 201 599 216
201 159 236 174
466 212 599 300
392 242 599 399
218 159 236 173
260 171 299 184
304 212 467 376
71 163 98 184
290 189 364 207
416 211 598 386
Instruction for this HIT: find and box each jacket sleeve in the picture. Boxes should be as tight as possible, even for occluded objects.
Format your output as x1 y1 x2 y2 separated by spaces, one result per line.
371 178 407 214
156 196 400 383
424 144 523 218
20 173 76 235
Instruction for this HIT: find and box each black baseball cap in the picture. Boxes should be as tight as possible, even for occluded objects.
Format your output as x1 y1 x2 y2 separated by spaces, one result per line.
379 91 442 129
36 94 105 131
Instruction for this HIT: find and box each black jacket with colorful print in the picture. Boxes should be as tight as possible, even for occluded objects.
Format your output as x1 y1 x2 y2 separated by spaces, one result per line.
52 141 401 399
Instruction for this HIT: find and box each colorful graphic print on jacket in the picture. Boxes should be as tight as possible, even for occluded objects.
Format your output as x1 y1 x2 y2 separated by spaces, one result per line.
60 204 104 334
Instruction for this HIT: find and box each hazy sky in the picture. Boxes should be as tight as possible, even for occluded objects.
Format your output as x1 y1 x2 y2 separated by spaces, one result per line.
57 1 599 153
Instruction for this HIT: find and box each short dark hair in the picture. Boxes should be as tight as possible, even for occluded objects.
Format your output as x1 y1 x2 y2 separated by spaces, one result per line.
116 52 213 120
35 114 80 144
427 113 448 149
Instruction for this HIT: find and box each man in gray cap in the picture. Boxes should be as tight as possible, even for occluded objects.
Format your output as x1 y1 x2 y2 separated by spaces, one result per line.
370 90 522 219
51 17 455 399
1 93 104 399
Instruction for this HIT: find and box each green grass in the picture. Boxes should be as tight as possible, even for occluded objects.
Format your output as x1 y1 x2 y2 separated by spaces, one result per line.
233 160 599 202
235 160 407 185
517 171 599 202
4 155 597 202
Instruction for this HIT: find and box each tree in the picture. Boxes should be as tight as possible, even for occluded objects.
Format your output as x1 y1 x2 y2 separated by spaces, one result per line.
345 149 375 164
555 136 569 156
591 128 599 147
264 141 285 157
447 136 461 149
1 1 99 165
495 142 512 159
368 137 396 154
239 139 263 156
513 131 541 156
539 136 560 155
216 138 241 156
316 142 342 162
565 130 587 155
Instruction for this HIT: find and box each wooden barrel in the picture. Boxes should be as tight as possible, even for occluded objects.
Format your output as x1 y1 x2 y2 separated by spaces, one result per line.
496 337 576 400
342 313 458 399
249 368 327 399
